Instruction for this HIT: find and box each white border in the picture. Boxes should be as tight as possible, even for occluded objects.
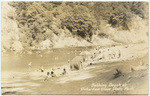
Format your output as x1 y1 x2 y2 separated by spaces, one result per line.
0 0 149 96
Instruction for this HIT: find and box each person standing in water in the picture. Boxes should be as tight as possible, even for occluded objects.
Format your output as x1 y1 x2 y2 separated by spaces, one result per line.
40 66 44 72
83 56 85 62
44 72 50 81
61 68 67 75
68 59 71 70
39 66 44 77
28 62 32 73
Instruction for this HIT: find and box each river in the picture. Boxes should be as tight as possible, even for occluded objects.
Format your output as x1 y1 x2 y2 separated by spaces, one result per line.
1 46 148 95
1 46 94 94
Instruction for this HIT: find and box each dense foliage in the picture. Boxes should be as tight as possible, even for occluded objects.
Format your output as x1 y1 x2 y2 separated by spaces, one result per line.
2 2 149 52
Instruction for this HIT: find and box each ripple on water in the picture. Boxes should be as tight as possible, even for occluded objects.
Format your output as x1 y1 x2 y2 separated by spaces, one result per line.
1 75 42 95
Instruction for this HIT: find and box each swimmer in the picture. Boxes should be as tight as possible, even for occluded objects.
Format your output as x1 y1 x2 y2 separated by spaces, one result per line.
51 71 56 77
61 68 67 75
40 66 44 72
44 72 50 81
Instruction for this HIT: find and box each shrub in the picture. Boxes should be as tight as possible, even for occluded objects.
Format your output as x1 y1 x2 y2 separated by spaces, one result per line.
113 69 123 79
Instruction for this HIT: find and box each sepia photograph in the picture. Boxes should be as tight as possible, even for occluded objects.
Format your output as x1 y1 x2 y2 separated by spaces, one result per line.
1 1 149 95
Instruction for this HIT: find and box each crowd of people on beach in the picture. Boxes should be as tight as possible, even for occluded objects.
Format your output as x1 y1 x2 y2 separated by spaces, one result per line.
27 45 122 81
69 46 122 70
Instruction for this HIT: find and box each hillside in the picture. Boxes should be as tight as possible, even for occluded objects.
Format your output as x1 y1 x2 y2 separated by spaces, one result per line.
1 1 149 52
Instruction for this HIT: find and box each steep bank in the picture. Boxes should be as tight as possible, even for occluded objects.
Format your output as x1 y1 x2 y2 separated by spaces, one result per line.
1 2 148 53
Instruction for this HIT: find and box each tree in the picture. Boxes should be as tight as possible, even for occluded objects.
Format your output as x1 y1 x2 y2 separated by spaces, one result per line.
62 5 97 41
